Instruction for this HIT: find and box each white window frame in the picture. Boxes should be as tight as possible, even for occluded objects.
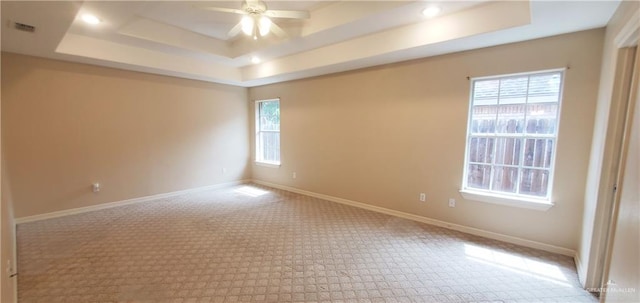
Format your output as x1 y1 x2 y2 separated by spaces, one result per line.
255 98 281 167
460 69 565 211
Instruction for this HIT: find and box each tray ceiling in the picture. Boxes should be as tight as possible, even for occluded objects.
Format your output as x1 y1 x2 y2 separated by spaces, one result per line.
1 1 620 87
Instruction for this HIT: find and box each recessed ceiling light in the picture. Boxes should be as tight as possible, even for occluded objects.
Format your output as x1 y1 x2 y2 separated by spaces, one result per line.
81 14 101 25
422 6 441 18
251 56 261 64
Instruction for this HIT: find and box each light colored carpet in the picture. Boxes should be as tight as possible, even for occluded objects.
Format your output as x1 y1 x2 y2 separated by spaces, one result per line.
17 184 596 303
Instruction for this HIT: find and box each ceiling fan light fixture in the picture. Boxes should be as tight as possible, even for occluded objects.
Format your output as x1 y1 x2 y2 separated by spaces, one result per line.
422 6 441 18
259 16 271 36
81 14 101 25
241 15 254 35
203 0 309 39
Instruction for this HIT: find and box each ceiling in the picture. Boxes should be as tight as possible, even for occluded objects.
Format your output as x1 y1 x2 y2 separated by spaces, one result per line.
1 1 620 87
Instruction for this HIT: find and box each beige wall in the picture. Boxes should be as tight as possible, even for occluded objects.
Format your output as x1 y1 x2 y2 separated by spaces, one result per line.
2 53 251 219
578 0 639 288
250 29 604 251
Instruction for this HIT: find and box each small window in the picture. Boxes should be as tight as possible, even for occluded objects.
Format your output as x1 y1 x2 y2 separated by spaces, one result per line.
461 70 564 206
255 99 280 166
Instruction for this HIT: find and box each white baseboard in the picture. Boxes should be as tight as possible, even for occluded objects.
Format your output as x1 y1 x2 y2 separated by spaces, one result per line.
252 180 577 257
14 178 576 257
15 180 250 224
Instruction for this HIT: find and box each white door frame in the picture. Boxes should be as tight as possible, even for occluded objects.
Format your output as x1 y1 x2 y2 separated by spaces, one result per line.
583 14 640 294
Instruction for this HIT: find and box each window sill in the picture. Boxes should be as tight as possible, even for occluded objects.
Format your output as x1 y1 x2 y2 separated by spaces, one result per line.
255 161 281 168
459 189 554 211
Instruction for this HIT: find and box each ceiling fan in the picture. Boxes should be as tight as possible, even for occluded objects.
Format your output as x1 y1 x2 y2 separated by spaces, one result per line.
198 0 310 40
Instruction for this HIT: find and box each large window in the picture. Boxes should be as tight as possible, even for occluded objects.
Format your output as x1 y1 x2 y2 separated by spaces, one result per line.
255 99 280 165
461 70 564 205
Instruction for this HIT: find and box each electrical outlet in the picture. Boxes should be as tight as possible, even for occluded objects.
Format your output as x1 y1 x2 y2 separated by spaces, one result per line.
92 183 100 193
292 172 297 179
222 168 227 174
419 193 426 202
448 198 456 207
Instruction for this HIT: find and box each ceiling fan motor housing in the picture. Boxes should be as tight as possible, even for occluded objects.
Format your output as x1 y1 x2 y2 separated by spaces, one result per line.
242 1 267 14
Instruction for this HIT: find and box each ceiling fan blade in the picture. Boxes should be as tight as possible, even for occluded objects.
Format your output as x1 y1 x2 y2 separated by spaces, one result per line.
269 22 287 38
264 10 310 19
227 22 243 37
198 6 247 15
